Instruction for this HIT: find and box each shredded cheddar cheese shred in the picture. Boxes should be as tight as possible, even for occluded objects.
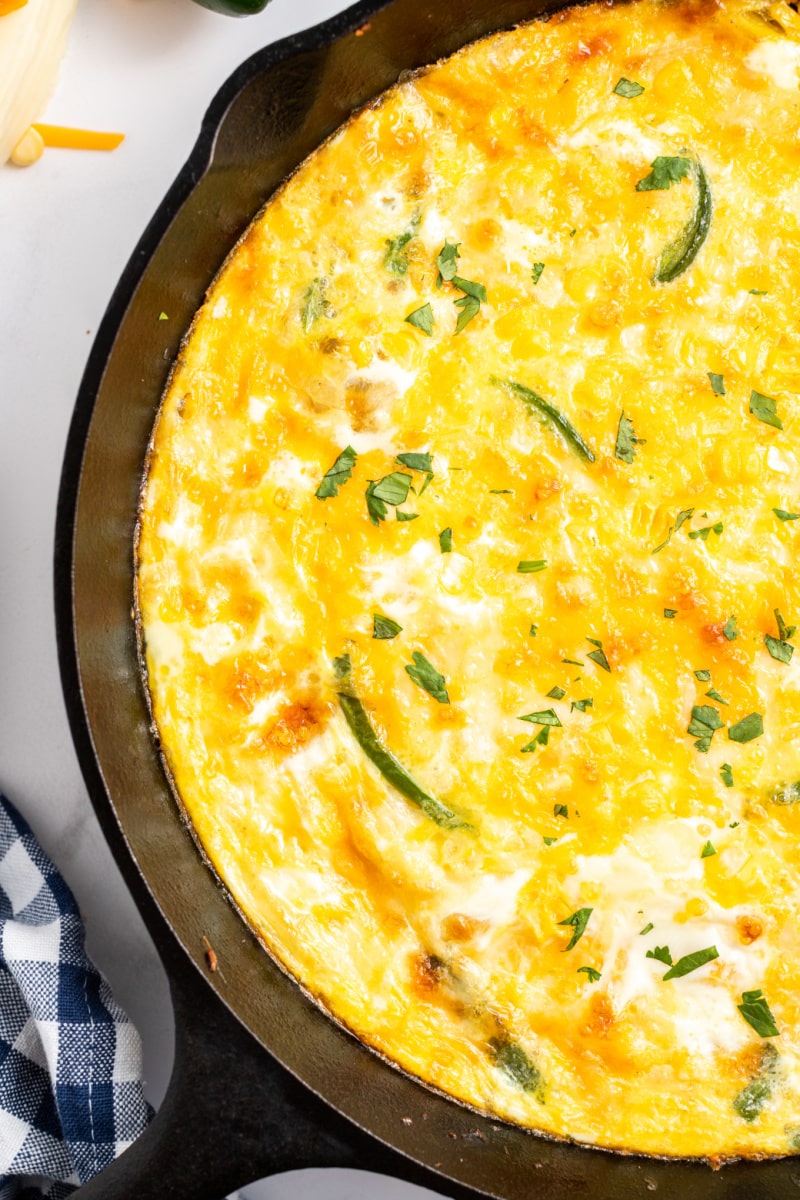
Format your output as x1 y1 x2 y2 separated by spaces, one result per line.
32 123 124 151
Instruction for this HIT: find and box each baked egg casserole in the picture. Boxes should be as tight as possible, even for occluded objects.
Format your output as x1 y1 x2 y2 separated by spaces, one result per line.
138 0 800 1160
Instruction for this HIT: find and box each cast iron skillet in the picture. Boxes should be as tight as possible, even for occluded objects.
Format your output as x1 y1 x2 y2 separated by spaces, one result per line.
55 1 800 1197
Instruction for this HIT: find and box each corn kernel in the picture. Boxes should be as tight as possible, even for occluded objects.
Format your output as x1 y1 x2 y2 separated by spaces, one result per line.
10 126 44 168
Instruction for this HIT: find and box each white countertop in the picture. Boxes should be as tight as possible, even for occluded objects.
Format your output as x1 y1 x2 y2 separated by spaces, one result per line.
0 3 439 1196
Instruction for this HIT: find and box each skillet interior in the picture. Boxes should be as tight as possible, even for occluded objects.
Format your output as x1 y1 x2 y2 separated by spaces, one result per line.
57 0 800 1195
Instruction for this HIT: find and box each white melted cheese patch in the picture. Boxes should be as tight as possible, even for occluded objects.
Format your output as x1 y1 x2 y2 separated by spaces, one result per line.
767 445 795 474
571 823 770 1055
142 617 185 676
557 117 666 163
746 39 800 89
155 496 203 549
248 395 270 423
265 450 319 493
432 869 531 941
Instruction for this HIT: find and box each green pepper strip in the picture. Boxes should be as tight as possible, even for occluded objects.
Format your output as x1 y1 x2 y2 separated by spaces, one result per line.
488 1037 545 1098
769 780 800 805
733 1044 779 1123
337 693 470 830
654 161 712 284
491 377 596 463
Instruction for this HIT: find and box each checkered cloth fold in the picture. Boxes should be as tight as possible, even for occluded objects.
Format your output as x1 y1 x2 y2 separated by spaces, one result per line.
0 794 152 1199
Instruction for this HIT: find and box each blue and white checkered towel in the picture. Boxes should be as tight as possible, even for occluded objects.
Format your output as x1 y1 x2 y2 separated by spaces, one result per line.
0 794 152 1199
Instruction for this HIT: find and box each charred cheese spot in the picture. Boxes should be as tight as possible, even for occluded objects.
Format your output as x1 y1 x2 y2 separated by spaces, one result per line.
138 0 800 1161
411 953 446 996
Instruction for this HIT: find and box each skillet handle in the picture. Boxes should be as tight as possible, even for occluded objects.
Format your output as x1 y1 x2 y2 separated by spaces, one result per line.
73 917 449 1200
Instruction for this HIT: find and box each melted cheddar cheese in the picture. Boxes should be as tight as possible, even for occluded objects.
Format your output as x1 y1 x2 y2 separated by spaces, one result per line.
138 0 800 1159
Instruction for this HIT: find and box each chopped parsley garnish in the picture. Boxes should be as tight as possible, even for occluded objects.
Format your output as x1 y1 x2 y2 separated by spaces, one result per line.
434 241 488 330
554 803 568 818
489 489 514 494
767 608 796 663
531 262 545 285
405 303 434 336
636 155 692 191
396 511 419 522
614 77 644 98
492 377 596 462
750 390 782 430
396 451 433 473
372 614 402 640
738 989 780 1038
646 945 673 966
547 686 566 700
518 560 547 574
384 212 420 275
436 240 461 285
766 635 794 664
405 651 449 704
689 521 723 541
749 288 768 296
688 704 724 753
728 713 764 744
452 275 487 333
639 922 654 936
777 609 798 641
664 608 677 618
373 473 413 504
562 658 582 666
615 412 645 463
519 708 562 727
543 835 558 846
723 615 739 641
586 638 611 673
774 508 800 522
708 372 726 396
662 945 718 980
521 726 550 753
571 698 593 713
301 276 331 331
721 763 734 788
439 527 453 553
694 669 711 681
365 472 414 524
558 907 593 951
701 840 716 858
650 159 712 283
529 623 538 637
454 296 481 333
577 966 602 981
653 507 694 553
364 487 388 525
706 688 728 705
315 445 357 499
